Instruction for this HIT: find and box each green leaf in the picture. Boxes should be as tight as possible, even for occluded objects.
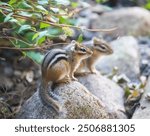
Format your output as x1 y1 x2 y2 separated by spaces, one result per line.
11 40 30 48
24 32 36 42
38 36 46 44
4 13 13 22
47 28 62 36
96 0 101 3
38 30 48 39
18 25 31 33
31 13 42 19
62 27 74 36
0 2 11 6
145 3 150 10
50 7 59 13
9 18 20 24
71 2 79 8
40 22 50 29
38 0 48 5
36 5 48 14
17 0 33 9
124 86 131 98
9 0 17 5
19 11 32 17
59 16 69 24
35 30 48 44
77 34 83 43
50 0 70 6
25 51 44 64
50 15 59 23
22 1 33 9
32 33 39 40
0 13 4 22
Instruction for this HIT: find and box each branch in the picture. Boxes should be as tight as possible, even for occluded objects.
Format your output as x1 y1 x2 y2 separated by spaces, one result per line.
0 36 70 51
0 36 33 46
0 46 41 51
11 14 117 33
1 7 118 32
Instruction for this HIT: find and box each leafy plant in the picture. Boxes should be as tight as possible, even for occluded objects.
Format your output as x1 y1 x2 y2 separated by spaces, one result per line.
144 0 150 9
0 0 78 63
0 0 115 64
95 0 109 3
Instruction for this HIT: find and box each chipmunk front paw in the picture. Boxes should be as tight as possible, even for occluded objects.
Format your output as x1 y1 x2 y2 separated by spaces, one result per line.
71 77 78 81
91 70 100 75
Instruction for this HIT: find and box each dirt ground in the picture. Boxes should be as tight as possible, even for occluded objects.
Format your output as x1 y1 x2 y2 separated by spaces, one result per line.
0 49 40 118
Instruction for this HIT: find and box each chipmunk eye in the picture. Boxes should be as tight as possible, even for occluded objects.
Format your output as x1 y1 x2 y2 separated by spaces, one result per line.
80 48 86 52
100 44 107 50
94 44 99 46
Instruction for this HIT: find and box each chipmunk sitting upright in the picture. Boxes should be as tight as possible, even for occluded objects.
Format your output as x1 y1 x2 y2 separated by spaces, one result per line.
75 37 113 76
39 41 93 113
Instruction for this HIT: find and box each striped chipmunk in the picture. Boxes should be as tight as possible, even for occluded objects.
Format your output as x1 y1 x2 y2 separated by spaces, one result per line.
75 37 113 76
39 40 93 113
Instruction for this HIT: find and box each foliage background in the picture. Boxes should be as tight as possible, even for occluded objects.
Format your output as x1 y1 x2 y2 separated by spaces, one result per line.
0 0 79 64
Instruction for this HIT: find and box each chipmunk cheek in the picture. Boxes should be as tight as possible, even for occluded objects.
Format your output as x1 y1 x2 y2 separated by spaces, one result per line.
90 50 93 55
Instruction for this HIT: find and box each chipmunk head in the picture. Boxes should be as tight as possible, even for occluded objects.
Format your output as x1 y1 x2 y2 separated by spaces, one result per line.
93 37 113 55
71 40 93 59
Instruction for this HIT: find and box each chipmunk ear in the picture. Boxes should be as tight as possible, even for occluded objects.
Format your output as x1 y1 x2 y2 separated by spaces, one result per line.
70 40 78 48
71 40 77 45
70 40 76 51
93 37 99 44
93 37 103 45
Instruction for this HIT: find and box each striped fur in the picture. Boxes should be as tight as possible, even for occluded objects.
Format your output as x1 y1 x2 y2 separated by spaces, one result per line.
48 54 68 68
42 49 68 70
93 37 113 54
94 44 111 53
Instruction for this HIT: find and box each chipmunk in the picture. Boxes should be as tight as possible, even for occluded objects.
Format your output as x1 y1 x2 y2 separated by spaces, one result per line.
39 41 93 113
75 37 113 75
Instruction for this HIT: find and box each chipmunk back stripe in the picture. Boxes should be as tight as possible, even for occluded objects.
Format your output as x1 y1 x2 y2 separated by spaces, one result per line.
42 50 52 68
49 56 68 68
46 52 67 68
47 53 68 69
42 49 66 69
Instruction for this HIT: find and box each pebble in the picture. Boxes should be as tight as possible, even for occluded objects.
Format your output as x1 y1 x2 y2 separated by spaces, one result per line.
4 66 13 77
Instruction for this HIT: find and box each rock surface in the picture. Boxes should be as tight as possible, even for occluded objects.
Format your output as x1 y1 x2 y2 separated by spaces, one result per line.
96 36 140 81
78 74 127 119
138 37 150 76
92 7 150 36
132 77 150 119
17 81 110 119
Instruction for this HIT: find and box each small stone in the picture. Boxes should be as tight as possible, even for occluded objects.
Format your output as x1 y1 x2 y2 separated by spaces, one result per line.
112 74 131 84
132 77 150 118
4 67 13 77
145 93 150 101
26 71 34 83
14 70 22 77
0 77 13 91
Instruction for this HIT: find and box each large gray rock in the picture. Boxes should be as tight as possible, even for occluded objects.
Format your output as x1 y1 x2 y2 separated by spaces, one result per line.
17 82 109 119
132 77 150 119
78 74 127 119
96 36 140 81
92 7 150 36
